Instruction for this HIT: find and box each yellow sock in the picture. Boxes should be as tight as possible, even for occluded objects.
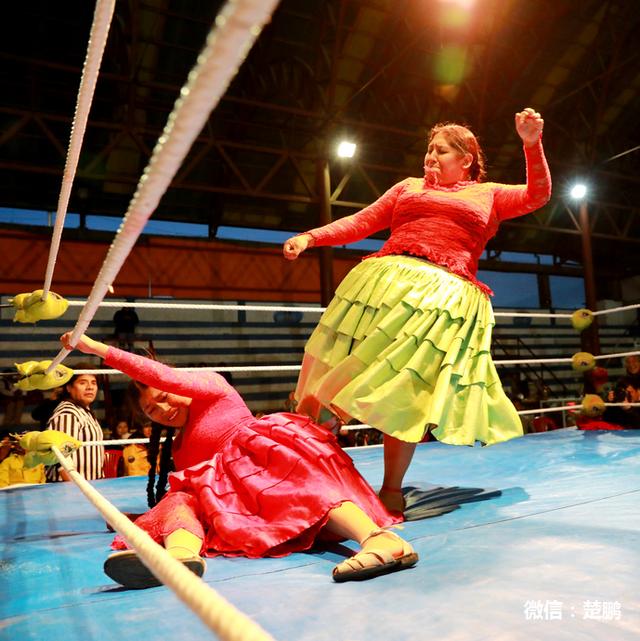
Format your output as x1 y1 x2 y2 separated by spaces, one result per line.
164 528 203 560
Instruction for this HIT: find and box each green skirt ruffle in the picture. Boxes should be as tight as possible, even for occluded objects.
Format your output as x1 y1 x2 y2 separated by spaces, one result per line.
295 255 523 445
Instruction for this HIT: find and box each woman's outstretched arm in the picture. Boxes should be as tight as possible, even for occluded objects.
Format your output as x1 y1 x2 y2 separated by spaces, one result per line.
282 180 405 260
61 333 233 401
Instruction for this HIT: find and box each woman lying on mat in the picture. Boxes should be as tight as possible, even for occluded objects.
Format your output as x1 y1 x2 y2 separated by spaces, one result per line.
61 332 418 589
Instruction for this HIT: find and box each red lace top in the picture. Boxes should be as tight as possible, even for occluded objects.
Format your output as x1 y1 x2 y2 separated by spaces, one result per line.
306 140 551 295
104 347 254 470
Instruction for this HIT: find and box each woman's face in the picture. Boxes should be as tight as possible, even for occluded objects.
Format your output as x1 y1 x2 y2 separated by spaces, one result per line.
138 387 191 428
626 356 640 375
424 132 472 186
115 421 129 436
67 375 98 408
625 384 640 403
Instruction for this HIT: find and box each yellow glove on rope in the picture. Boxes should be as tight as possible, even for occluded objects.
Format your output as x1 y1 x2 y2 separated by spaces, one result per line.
14 360 74 391
10 289 69 323
581 394 606 418
571 308 593 332
16 430 82 468
571 352 595 373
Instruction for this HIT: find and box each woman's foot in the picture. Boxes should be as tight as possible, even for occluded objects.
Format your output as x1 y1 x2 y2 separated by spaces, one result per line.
332 528 418 582
378 485 405 515
104 549 206 589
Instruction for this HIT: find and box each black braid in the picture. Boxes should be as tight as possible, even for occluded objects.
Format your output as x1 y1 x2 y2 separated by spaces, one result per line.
145 423 175 507
146 423 163 508
154 426 175 504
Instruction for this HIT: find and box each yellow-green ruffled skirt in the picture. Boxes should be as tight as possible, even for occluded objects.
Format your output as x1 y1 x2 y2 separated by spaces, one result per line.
295 255 523 446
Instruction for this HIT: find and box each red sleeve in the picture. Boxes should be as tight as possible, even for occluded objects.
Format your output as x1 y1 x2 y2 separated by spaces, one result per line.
104 346 232 401
304 180 406 247
492 139 551 222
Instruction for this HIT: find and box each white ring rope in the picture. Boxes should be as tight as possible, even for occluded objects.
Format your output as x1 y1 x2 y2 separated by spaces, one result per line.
45 0 281 375
66 349 640 378
494 356 573 366
493 311 573 318
66 300 325 313
517 402 640 416
86 438 156 446
599 402 640 408
591 302 640 317
318 400 640 428
61 298 640 319
593 350 640 361
42 0 116 300
493 349 640 366
51 446 276 641
76 365 303 376
4 351 639 379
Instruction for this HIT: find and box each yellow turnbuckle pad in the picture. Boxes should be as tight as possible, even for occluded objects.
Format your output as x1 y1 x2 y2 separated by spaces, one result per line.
571 308 593 332
13 360 74 391
16 430 82 468
10 289 69 323
571 352 595 372
581 394 606 418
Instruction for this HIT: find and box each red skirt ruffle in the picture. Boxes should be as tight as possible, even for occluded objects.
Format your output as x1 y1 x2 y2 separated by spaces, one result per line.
113 413 399 558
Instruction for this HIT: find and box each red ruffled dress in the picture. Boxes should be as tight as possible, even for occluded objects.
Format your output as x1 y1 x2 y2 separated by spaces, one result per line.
106 347 398 558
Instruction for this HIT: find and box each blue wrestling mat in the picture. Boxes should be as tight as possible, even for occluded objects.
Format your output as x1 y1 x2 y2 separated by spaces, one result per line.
1 429 639 641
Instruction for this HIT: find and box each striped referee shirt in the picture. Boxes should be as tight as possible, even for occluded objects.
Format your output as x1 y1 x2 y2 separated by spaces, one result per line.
45 400 105 482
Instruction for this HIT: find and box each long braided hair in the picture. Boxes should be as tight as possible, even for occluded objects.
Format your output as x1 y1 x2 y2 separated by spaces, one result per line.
128 381 175 508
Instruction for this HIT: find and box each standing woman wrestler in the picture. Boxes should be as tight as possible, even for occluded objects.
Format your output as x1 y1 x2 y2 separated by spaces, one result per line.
283 108 551 514
60 333 417 588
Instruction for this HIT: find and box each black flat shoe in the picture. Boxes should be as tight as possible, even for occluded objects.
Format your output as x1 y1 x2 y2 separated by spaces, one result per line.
104 550 206 589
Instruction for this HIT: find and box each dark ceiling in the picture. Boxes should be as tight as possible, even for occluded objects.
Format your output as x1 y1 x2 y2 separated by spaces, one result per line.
1 0 640 278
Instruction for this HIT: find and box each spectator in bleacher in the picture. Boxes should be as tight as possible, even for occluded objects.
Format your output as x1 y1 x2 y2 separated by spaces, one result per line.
45 365 104 482
115 420 132 440
602 377 640 429
599 357 639 416
129 421 152 441
107 420 132 451
113 305 139 351
62 332 416 589
337 426 356 448
624 355 640 382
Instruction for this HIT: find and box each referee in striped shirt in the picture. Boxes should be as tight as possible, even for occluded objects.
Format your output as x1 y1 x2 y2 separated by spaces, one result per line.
45 365 104 482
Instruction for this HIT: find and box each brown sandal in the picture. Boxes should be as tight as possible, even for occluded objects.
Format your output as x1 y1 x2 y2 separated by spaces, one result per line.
332 528 418 583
